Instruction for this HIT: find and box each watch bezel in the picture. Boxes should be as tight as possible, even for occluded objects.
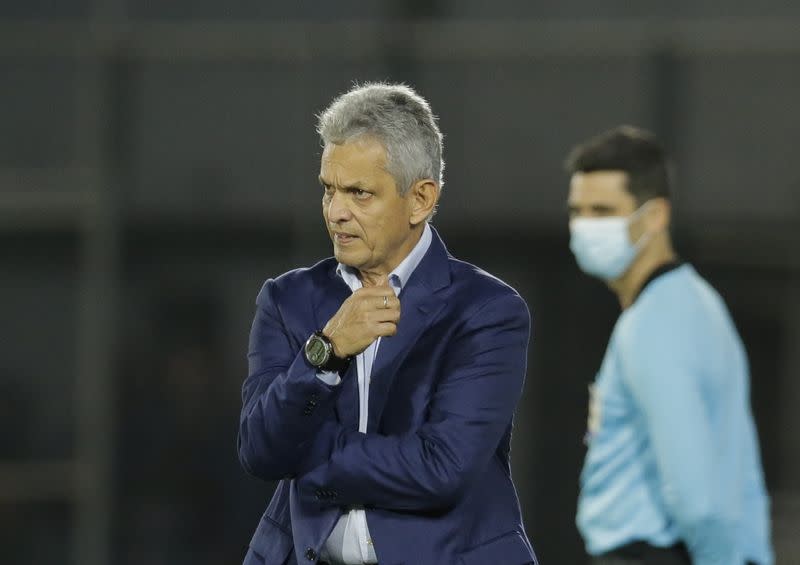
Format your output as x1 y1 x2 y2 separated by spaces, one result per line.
304 332 332 368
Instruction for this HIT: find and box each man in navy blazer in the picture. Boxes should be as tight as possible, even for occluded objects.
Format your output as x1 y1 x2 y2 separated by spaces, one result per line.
238 83 538 565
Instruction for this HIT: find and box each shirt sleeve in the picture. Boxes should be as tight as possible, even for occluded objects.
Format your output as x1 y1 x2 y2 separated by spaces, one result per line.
618 307 739 565
317 371 342 386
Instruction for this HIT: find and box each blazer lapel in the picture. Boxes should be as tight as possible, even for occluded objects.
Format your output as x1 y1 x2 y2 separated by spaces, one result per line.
368 284 445 431
367 227 452 431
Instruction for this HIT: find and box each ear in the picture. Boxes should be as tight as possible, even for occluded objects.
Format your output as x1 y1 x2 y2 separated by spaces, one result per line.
646 197 672 232
408 179 440 226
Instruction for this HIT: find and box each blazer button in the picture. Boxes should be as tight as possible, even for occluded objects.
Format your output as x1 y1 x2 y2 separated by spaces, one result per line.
304 547 317 561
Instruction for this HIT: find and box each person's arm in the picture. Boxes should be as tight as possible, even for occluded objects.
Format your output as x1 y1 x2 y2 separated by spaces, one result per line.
620 313 738 565
238 279 347 481
297 292 531 511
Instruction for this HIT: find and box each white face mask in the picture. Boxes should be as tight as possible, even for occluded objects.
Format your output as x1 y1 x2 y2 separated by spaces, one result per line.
569 204 651 280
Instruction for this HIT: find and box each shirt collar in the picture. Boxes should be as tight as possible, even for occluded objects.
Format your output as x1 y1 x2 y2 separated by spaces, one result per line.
336 223 433 293
632 259 684 304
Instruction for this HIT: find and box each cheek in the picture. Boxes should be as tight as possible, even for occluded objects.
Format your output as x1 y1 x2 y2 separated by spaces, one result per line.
351 205 378 240
356 198 404 250
374 216 404 252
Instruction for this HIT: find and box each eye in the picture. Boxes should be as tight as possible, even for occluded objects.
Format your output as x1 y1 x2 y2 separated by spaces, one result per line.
351 188 371 200
593 208 616 217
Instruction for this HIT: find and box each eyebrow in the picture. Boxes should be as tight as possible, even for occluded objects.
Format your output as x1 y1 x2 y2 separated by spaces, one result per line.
567 203 617 213
319 177 369 191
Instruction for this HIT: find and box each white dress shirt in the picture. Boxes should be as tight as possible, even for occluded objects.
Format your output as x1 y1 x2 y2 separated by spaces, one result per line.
317 224 432 565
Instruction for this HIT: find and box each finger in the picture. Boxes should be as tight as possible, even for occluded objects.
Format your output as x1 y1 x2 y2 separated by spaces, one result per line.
352 287 386 299
351 292 383 312
370 294 399 311
367 307 400 323
353 286 378 296
352 287 391 305
374 307 401 324
375 321 398 337
386 304 402 320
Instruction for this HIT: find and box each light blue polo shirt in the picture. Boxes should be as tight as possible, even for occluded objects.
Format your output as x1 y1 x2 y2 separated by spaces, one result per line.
577 265 773 565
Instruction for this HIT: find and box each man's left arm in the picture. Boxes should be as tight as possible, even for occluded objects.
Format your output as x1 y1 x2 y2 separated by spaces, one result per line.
297 292 531 511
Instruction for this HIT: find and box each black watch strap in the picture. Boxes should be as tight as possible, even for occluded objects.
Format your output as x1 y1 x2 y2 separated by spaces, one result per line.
321 351 350 374
316 332 351 374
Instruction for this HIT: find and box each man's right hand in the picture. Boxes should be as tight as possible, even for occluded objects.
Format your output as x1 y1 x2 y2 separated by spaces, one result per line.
322 285 401 358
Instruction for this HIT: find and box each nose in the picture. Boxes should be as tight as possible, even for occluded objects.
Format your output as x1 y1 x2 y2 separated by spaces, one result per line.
325 190 352 224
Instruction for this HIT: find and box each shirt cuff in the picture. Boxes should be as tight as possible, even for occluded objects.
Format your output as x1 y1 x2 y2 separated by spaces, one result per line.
316 371 342 386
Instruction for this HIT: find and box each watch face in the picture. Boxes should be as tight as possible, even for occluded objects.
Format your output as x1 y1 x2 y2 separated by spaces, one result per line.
305 335 329 367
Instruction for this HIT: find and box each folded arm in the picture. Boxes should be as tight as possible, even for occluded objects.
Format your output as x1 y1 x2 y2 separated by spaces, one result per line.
238 279 346 481
297 292 531 511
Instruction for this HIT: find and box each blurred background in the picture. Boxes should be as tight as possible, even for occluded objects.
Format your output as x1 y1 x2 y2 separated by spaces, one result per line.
1 1 799 564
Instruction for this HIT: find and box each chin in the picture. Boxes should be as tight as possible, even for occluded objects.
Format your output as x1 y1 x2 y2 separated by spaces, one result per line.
333 249 364 269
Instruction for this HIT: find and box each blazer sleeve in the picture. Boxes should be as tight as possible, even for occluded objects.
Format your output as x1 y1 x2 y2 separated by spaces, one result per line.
296 292 531 511
238 279 347 481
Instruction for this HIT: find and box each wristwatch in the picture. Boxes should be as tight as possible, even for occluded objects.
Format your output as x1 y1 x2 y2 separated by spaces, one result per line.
304 331 351 374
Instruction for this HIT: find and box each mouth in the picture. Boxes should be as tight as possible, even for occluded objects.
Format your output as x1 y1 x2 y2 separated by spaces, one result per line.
332 232 359 245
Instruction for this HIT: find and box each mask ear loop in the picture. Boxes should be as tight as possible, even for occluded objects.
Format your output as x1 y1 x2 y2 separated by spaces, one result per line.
627 200 654 250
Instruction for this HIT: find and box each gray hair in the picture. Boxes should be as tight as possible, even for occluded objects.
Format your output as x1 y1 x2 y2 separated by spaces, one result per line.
316 82 444 196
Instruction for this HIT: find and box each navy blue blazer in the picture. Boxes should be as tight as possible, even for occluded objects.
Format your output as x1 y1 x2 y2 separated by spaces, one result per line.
239 227 537 565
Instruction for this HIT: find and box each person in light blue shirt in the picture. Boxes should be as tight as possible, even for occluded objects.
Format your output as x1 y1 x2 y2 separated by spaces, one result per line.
564 126 773 565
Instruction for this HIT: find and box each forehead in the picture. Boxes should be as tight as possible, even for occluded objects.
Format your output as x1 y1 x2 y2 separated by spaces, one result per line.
568 170 634 205
320 137 388 182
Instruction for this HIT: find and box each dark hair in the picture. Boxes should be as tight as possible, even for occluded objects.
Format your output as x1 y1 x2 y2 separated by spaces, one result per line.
564 125 672 203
